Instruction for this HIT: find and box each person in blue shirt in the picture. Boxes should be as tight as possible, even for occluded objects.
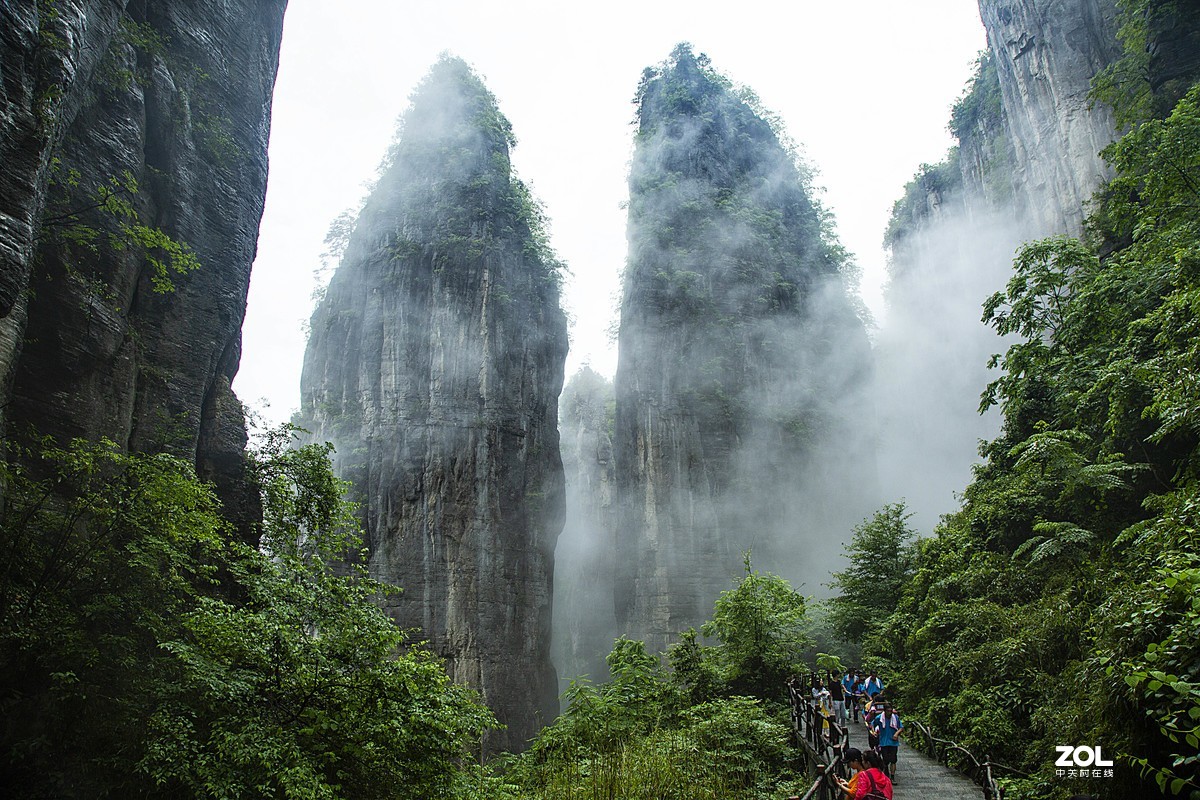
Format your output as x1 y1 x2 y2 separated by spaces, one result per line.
864 671 885 699
871 702 904 782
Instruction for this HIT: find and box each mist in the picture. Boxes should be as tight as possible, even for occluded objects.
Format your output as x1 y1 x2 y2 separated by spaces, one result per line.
875 200 1030 533
294 46 1064 729
299 56 569 751
552 367 619 686
547 43 1057 686
552 46 881 674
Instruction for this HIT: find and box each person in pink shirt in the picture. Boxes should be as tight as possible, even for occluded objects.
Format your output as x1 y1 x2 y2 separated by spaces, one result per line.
852 750 893 799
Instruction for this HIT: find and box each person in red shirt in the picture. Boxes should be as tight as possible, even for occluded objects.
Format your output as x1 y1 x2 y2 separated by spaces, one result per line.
852 750 893 800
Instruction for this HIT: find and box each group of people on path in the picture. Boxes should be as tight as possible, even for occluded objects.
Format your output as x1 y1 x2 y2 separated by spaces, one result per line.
835 747 895 800
794 669 903 799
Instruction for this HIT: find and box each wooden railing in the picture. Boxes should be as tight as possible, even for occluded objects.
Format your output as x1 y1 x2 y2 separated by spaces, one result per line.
785 685 1029 800
786 684 850 800
904 717 1029 800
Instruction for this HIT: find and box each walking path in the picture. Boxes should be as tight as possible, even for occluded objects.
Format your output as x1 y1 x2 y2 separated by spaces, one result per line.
842 716 983 800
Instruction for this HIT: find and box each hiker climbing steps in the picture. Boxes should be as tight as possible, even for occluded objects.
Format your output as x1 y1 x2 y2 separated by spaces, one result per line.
786 675 1004 800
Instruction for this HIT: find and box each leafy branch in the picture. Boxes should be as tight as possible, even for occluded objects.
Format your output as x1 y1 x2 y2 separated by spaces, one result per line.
40 168 200 295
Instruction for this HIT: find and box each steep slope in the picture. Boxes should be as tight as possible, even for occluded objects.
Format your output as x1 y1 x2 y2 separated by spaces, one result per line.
612 46 876 654
0 0 287 535
876 0 1123 527
872 7 1200 794
300 57 568 752
977 0 1122 233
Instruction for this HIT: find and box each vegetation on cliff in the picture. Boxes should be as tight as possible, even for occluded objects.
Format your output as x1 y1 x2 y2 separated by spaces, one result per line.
0 430 495 799
300 54 568 752
844 5 1200 797
884 48 1008 253
626 44 852 329
614 43 875 652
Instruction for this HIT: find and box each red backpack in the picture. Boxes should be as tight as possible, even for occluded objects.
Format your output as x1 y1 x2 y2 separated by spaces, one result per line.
861 768 892 800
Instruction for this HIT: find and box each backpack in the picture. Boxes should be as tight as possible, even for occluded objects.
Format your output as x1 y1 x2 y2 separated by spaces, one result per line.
862 769 891 800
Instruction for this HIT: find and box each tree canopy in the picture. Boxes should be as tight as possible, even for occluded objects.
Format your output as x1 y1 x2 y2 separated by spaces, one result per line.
0 429 496 799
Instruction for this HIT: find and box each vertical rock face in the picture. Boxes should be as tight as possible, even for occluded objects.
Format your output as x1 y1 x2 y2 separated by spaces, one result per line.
878 0 1169 528
1 0 287 535
300 57 568 752
613 46 876 654
1142 0 1200 106
0 1 125 419
977 0 1121 233
884 0 1122 246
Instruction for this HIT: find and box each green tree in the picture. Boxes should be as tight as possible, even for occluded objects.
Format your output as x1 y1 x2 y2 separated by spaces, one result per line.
0 429 497 799
827 503 916 645
511 585 806 799
41 167 201 296
701 553 809 700
869 78 1200 800
142 428 497 799
0 437 228 797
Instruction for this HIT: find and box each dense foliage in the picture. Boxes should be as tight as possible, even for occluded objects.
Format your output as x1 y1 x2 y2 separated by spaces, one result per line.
882 152 963 254
0 429 495 799
949 50 1005 142
1091 0 1200 127
826 503 917 650
860 8 1200 796
504 559 809 799
628 44 852 330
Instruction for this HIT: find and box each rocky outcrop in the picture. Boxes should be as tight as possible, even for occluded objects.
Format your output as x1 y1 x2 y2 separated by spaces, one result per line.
889 1 1122 247
0 0 287 537
1143 0 1200 107
877 0 1131 528
613 46 876 654
300 57 568 752
978 0 1121 234
1 1 126 434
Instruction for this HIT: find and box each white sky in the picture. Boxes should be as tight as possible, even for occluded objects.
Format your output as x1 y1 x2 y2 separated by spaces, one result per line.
237 0 988 427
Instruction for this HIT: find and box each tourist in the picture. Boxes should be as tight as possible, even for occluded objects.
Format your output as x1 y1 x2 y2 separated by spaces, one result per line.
863 696 883 752
849 672 865 722
834 747 867 799
872 701 904 782
854 749 894 799
828 674 848 727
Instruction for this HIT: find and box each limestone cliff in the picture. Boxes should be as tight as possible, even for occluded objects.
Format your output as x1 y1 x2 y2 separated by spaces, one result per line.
876 0 1130 527
977 0 1122 234
887 0 1122 254
0 0 287 535
613 46 876 654
300 57 568 752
